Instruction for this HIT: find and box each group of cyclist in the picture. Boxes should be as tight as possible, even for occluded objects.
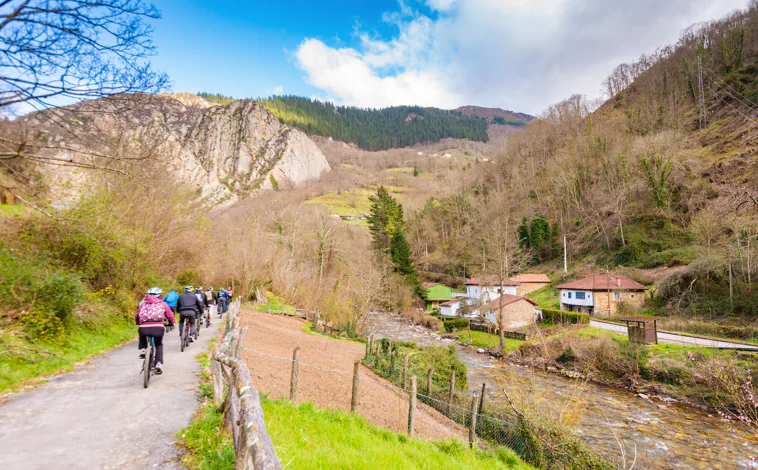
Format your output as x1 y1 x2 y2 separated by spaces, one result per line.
134 284 234 375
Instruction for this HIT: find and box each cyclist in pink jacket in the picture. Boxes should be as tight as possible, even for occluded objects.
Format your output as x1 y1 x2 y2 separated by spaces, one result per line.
135 287 175 374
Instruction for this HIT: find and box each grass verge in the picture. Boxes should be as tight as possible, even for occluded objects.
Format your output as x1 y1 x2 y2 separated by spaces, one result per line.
0 319 136 394
300 321 364 344
263 397 532 470
454 329 524 351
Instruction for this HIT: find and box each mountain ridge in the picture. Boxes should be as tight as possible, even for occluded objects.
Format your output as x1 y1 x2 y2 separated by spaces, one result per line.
21 94 331 206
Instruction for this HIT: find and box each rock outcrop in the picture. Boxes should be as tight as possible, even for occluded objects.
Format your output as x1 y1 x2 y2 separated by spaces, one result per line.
22 93 330 205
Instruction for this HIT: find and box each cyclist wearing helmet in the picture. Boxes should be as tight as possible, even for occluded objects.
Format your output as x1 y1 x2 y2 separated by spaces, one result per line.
135 287 174 375
195 286 209 318
205 286 216 325
177 285 203 341
217 288 227 318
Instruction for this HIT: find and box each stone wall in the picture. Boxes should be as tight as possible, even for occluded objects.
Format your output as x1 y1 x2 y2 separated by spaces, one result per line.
593 291 645 317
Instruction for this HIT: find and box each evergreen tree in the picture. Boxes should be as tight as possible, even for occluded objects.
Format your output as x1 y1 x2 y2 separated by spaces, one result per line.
390 231 414 276
367 187 404 253
518 217 531 249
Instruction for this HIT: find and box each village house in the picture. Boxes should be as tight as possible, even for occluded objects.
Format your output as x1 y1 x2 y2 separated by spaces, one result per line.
464 276 518 303
423 282 452 312
510 273 551 295
556 274 645 317
481 295 539 330
439 298 476 317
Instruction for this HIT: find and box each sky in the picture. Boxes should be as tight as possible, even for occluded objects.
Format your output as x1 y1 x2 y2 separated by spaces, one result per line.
152 0 748 115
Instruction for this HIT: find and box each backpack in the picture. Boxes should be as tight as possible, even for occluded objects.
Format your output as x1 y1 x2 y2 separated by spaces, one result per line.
138 301 165 323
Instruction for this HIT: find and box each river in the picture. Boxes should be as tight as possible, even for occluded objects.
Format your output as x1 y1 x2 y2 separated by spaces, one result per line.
364 312 758 469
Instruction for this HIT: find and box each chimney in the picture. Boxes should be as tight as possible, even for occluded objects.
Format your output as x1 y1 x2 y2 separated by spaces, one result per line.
516 274 520 281
616 277 621 287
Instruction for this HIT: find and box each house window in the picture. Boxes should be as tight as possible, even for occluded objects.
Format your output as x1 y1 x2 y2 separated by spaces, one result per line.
613 292 620 301
631 294 636 299
575 292 586 300
567 292 572 299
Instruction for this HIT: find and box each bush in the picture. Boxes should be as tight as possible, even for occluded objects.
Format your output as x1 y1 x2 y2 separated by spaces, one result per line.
540 308 589 325
443 317 469 332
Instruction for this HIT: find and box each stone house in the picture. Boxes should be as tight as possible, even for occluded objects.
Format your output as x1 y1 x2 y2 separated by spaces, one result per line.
480 295 539 330
556 274 645 317
510 273 551 295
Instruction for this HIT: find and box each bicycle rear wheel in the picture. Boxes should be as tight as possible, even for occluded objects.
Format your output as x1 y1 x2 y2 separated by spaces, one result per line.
143 343 152 388
181 321 187 352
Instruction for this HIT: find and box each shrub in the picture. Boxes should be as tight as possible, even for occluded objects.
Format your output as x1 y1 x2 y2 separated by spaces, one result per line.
540 308 589 325
176 270 197 287
443 317 469 332
557 347 577 363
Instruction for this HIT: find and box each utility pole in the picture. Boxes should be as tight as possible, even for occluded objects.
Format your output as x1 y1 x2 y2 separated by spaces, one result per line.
729 251 734 311
698 56 707 130
563 234 568 275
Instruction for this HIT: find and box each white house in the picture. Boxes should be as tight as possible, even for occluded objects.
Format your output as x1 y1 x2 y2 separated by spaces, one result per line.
464 276 518 303
480 295 540 329
439 298 477 317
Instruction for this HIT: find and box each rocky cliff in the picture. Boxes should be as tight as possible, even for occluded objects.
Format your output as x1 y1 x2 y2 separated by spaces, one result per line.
22 93 331 205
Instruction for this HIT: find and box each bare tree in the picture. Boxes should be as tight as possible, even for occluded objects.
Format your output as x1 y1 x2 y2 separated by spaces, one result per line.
0 0 168 111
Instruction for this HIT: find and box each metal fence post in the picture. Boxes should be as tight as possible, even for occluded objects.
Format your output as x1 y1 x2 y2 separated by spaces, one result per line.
408 376 417 437
290 346 300 401
351 360 361 412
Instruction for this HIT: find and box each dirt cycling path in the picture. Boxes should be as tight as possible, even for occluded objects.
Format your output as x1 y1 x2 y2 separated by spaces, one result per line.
0 319 221 470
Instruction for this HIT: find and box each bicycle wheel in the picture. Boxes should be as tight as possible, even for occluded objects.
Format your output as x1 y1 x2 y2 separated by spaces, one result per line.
143 341 152 388
181 320 187 352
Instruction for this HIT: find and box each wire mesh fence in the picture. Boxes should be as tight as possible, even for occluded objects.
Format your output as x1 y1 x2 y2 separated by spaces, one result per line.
238 330 616 469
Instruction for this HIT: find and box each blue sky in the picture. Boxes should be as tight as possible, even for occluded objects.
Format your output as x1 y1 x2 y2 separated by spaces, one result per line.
152 0 748 115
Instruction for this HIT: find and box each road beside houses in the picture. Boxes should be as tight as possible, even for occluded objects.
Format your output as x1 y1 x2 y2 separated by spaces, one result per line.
590 320 758 351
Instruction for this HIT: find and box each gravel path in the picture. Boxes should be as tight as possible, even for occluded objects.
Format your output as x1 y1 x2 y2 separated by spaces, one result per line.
0 319 221 470
591 320 758 350
239 309 467 442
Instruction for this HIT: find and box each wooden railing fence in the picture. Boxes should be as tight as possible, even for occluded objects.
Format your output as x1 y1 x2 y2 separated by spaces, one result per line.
211 300 282 470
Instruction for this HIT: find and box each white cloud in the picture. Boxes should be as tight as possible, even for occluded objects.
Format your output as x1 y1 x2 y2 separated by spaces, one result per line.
294 0 746 114
272 86 284 95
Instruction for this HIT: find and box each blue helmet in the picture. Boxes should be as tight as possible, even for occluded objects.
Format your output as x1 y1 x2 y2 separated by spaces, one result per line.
146 287 162 296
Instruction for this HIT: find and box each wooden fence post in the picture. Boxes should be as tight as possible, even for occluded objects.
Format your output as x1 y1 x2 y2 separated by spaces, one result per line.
235 326 248 359
390 350 395 378
469 394 479 448
290 346 300 402
313 311 320 332
447 370 455 414
426 367 434 395
478 382 486 414
402 355 409 390
408 376 417 437
351 360 361 412
212 359 224 405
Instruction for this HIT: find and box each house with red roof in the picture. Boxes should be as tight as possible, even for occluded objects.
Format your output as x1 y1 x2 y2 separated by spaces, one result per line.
480 294 540 329
509 273 551 295
464 276 518 303
556 274 645 317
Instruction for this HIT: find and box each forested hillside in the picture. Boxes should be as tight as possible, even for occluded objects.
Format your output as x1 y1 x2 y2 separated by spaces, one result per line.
408 4 758 321
258 96 489 151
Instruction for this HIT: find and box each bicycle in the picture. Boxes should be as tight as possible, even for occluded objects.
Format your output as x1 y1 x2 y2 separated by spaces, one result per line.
142 336 156 388
180 316 192 352
205 308 211 328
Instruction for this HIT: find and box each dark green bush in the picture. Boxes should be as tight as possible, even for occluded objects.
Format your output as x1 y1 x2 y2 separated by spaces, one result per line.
541 308 590 325
557 347 577 363
442 317 469 332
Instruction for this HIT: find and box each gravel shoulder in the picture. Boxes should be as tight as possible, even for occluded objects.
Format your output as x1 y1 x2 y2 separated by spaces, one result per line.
239 309 467 441
0 320 221 470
